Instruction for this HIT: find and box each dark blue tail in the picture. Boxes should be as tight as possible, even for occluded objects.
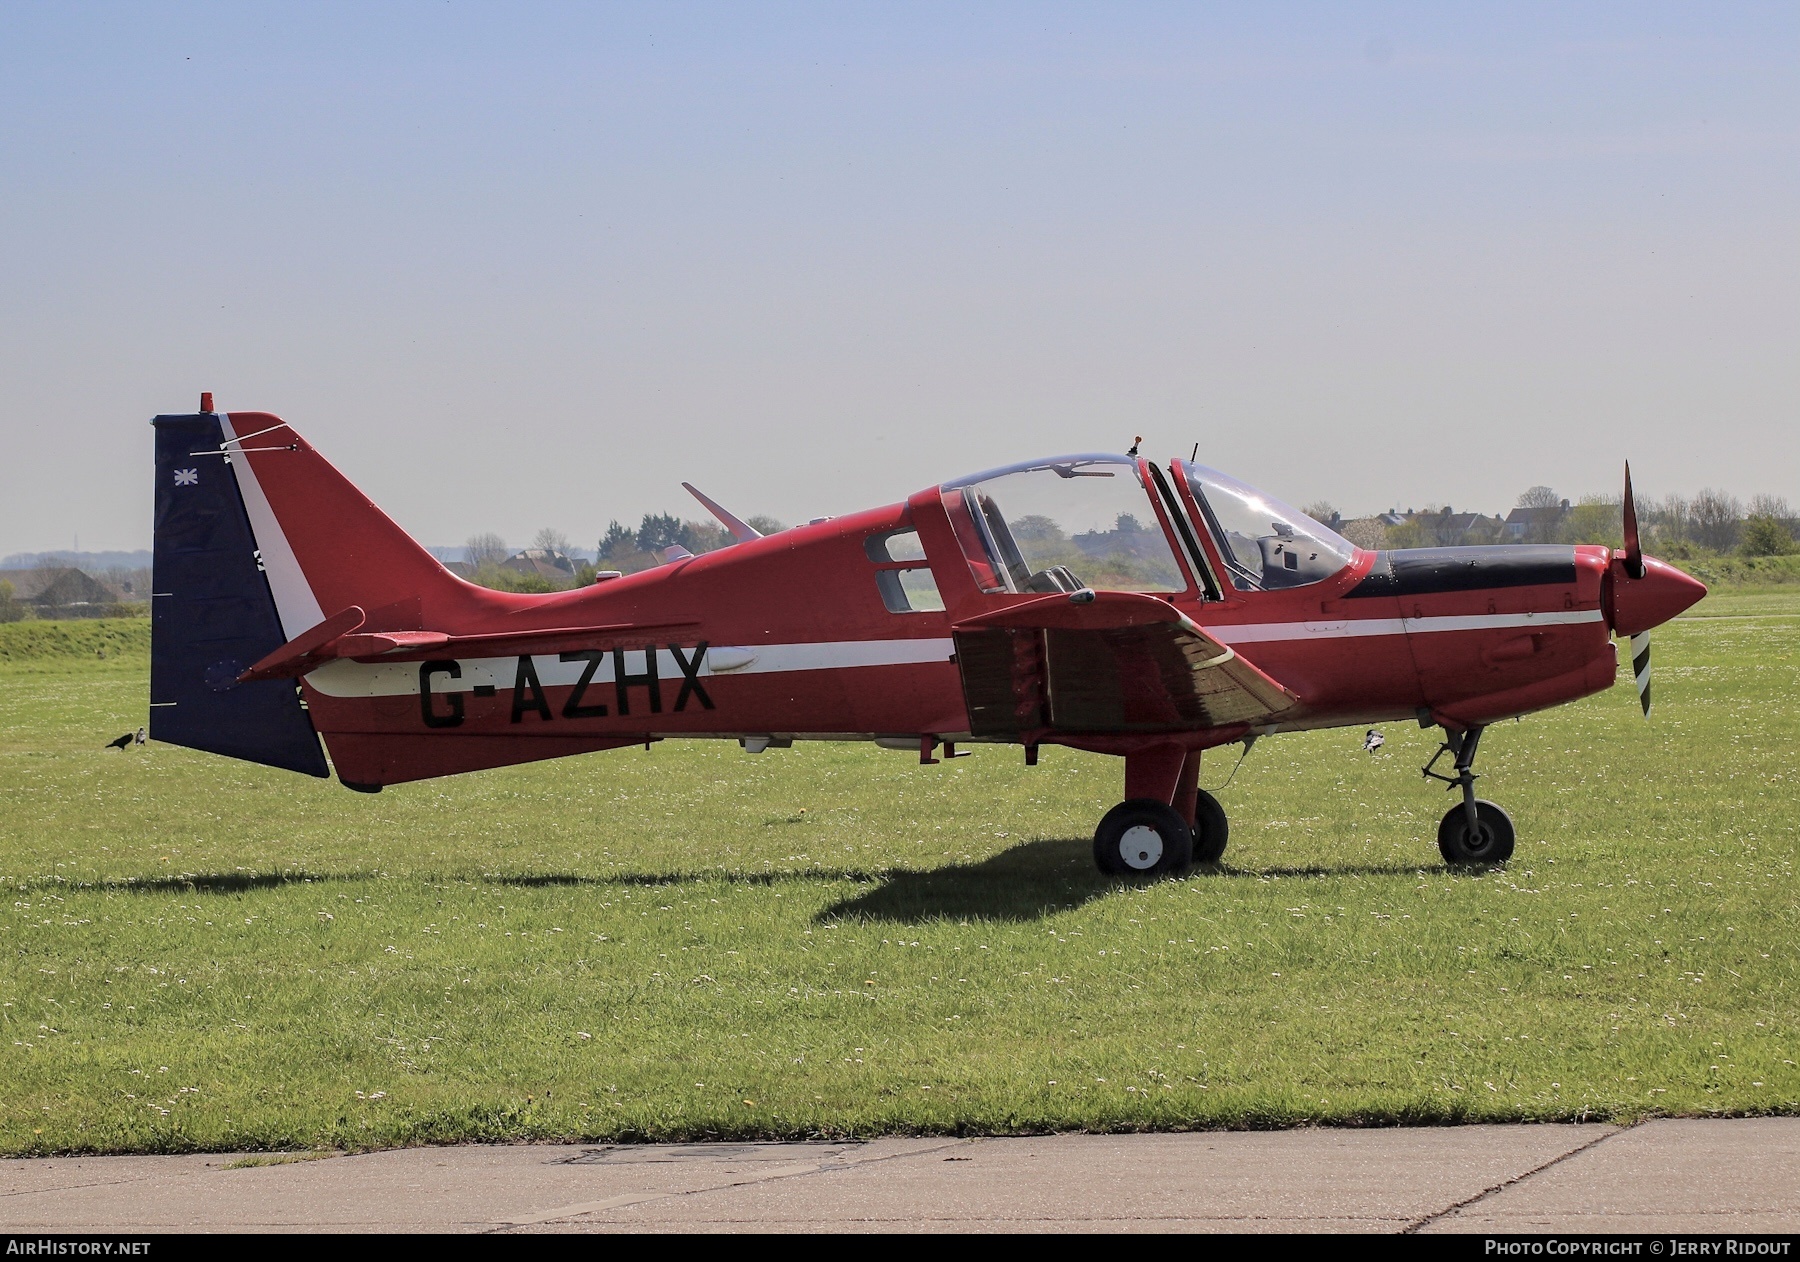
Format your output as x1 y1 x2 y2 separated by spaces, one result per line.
149 413 329 777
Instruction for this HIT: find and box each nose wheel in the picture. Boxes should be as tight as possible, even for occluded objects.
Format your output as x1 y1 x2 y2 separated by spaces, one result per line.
1423 726 1516 865
1437 799 1515 865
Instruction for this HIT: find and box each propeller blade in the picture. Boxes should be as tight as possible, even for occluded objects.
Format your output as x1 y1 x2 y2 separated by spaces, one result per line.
1622 460 1645 579
1631 631 1652 717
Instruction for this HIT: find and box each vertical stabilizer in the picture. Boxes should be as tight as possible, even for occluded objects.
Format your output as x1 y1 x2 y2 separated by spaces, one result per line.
219 412 472 630
149 412 330 777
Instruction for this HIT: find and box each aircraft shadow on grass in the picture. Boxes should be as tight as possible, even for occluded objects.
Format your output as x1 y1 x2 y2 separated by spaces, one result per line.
816 839 1451 924
37 871 342 896
472 840 1118 920
48 849 1449 920
819 838 1112 923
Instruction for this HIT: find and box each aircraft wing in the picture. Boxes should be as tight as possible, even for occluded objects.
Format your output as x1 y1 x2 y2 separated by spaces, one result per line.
952 591 1298 736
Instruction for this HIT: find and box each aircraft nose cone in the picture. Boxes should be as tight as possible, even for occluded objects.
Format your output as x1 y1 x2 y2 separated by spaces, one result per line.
1609 555 1707 636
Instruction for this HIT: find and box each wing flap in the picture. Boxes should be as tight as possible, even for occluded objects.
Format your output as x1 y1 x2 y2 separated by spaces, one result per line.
953 594 1297 736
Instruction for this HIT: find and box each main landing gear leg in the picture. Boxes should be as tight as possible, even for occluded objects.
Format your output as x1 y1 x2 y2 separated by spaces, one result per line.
1423 726 1516 866
1093 745 1209 876
1175 750 1229 865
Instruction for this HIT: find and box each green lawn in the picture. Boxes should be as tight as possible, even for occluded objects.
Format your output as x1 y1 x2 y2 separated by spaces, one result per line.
1 596 1795 1154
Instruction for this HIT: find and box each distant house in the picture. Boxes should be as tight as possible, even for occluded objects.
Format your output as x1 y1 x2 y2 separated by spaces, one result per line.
501 548 577 580
442 560 475 579
1361 507 1506 548
1503 502 1571 541
1431 510 1504 545
32 567 116 607
0 567 127 618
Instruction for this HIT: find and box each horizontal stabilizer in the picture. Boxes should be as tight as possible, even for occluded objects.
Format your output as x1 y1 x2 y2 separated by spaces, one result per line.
237 605 366 682
238 609 706 680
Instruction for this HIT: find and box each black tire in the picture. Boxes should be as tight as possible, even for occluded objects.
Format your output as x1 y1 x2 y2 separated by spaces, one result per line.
1437 799 1516 866
1192 788 1229 864
1094 799 1194 876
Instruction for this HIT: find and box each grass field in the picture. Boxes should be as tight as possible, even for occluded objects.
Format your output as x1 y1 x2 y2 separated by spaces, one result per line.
1 595 1796 1155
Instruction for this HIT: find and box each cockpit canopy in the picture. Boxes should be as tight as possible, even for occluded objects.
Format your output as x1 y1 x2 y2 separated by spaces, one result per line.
1177 462 1355 591
938 454 1355 597
941 456 1185 594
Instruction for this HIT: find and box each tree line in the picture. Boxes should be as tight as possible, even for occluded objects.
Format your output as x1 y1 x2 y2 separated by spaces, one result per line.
455 480 1796 595
1336 487 1795 557
459 513 787 592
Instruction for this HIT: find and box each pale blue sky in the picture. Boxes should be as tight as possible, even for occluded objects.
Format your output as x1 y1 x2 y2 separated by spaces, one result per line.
2 2 1794 552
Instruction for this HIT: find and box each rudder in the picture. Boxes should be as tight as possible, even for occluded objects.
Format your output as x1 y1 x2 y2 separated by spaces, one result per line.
149 411 330 777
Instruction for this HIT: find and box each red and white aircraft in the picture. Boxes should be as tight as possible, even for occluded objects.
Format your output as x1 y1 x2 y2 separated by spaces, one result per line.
151 399 1705 874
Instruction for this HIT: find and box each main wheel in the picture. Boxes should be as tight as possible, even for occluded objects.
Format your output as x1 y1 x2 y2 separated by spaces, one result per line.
1191 788 1229 864
1437 799 1516 866
1094 799 1194 876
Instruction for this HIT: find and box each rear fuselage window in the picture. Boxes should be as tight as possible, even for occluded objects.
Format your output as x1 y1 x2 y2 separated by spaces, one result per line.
866 530 944 613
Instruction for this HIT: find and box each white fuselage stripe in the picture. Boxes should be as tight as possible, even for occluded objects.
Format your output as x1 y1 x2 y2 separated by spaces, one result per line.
1211 609 1604 644
220 414 325 639
303 609 1605 701
305 638 958 698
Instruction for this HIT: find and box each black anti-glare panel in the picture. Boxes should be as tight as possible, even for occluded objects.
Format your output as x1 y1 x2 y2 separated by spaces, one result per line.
1346 546 1579 599
149 413 329 777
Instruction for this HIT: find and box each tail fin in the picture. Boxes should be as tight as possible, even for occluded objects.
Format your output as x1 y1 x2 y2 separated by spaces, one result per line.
151 408 477 778
150 411 330 776
208 412 470 637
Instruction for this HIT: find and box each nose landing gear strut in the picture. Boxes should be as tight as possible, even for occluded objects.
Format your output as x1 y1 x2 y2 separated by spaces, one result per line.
1423 725 1516 865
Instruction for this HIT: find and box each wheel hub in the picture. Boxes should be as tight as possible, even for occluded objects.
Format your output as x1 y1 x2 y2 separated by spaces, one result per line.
1118 824 1163 870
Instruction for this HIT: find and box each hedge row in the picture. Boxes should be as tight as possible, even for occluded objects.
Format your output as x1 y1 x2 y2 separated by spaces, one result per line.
0 617 153 663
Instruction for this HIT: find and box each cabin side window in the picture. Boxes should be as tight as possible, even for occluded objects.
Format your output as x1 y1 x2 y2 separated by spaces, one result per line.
865 530 944 613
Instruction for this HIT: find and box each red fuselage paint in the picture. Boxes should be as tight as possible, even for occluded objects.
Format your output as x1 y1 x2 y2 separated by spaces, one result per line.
217 417 1704 788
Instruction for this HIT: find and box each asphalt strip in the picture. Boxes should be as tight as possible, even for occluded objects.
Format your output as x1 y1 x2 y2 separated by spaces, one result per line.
3 1118 1798 1233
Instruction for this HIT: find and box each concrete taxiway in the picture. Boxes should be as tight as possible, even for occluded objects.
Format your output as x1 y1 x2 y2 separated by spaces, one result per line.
3 1118 1797 1233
